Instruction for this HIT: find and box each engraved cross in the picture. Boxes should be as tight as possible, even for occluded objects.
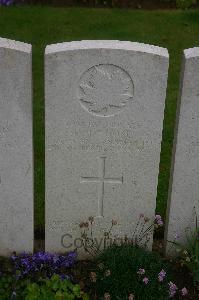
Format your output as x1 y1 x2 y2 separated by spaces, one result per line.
80 157 123 217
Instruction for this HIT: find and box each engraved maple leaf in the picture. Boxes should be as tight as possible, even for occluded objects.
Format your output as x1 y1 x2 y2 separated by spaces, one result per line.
79 65 133 115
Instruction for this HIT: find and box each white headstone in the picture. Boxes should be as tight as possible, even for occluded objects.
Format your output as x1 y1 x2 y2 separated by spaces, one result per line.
0 38 33 255
45 40 169 255
165 48 199 255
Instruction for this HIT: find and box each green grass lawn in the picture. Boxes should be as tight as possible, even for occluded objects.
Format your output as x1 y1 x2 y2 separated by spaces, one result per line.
0 6 198 232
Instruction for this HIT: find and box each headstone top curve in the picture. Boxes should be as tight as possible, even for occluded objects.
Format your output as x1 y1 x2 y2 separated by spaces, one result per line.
0 37 31 53
45 40 169 58
184 47 199 59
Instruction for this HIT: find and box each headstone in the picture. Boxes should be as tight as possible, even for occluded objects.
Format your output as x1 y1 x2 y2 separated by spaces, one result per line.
45 40 169 255
165 48 199 255
0 38 33 255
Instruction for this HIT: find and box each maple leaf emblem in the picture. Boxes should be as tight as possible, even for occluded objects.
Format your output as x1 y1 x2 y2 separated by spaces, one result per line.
78 64 134 116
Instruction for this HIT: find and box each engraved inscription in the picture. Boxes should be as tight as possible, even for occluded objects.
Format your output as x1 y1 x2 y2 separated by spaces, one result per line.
78 64 134 117
80 157 123 217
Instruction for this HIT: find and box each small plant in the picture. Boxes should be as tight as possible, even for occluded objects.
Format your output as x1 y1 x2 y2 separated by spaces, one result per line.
88 244 188 299
24 274 89 300
170 210 199 285
79 214 164 257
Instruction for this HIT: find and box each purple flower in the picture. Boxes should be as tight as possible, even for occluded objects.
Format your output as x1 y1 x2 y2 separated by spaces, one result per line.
60 274 70 280
181 287 188 296
168 281 178 298
0 0 15 6
137 268 145 275
158 269 166 282
143 277 149 284
11 255 17 261
11 251 77 279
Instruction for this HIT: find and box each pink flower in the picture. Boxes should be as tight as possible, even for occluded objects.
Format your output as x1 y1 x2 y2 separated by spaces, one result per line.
181 287 188 296
105 269 111 277
143 277 149 284
155 214 161 220
168 281 178 298
112 219 117 226
90 272 97 282
88 216 94 223
137 268 145 275
104 293 111 300
128 294 134 300
158 269 166 282
158 219 163 226
155 215 164 226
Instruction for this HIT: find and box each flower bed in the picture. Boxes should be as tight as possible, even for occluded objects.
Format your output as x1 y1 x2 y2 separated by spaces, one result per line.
0 247 194 299
1 214 198 299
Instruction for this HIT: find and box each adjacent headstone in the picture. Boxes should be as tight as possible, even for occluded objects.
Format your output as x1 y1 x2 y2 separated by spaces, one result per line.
0 38 33 255
165 48 199 255
45 40 169 255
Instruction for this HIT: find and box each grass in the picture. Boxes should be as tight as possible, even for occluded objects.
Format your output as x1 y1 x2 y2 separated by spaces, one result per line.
0 6 198 232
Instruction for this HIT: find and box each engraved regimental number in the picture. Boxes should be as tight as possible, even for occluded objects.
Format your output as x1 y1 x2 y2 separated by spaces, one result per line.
78 64 134 117
80 157 123 217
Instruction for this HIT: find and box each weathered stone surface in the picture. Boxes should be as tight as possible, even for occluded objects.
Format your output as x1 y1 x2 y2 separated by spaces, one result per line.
165 47 199 255
0 38 33 255
45 40 169 255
